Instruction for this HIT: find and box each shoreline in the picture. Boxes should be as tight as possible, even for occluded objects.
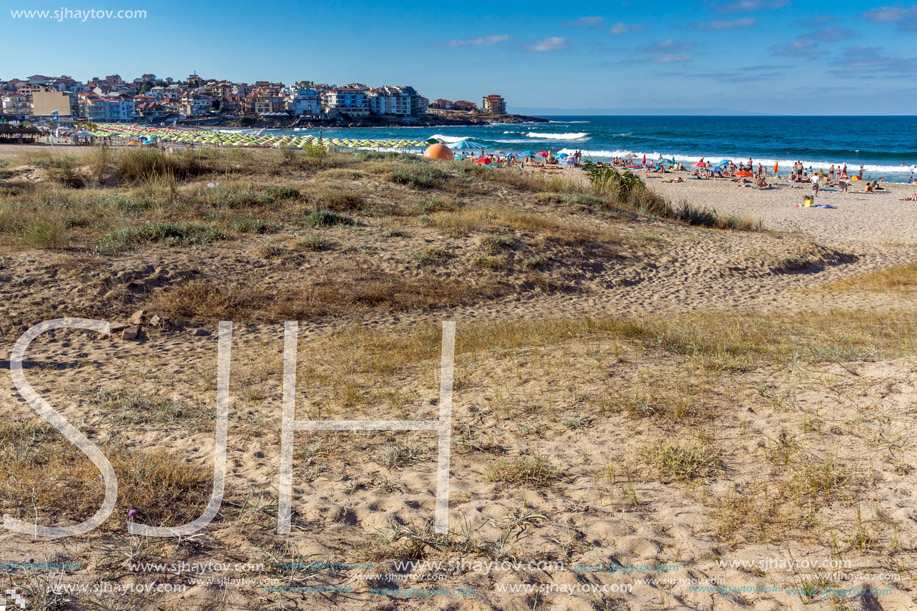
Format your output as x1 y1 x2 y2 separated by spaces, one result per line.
175 112 550 130
2 140 916 186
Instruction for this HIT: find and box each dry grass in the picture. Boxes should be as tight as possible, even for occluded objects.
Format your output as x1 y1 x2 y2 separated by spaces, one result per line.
822 262 917 294
489 455 555 488
0 421 210 531
149 274 506 322
282 308 917 389
714 455 858 545
638 440 722 482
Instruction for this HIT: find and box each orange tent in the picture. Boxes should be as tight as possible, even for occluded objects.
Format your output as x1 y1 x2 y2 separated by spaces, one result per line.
423 143 454 161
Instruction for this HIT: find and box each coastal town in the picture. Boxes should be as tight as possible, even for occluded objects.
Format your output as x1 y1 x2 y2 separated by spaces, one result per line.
0 72 530 127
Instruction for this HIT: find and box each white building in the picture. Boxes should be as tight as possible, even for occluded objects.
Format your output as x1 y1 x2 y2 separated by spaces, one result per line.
284 86 322 116
180 93 214 117
1 93 30 115
367 86 427 116
321 88 370 117
80 94 135 122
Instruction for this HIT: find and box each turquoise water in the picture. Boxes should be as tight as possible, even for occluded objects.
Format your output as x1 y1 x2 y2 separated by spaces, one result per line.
257 116 917 183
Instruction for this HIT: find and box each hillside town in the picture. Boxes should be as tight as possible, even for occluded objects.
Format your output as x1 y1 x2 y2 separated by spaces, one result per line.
0 72 512 126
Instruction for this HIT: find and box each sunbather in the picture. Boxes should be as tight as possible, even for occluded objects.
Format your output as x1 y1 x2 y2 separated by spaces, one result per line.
661 177 684 183
900 193 917 201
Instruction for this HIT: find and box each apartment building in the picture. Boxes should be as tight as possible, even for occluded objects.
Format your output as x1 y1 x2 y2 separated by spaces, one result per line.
321 88 370 117
285 86 322 116
180 93 214 117
79 94 135 122
482 94 506 114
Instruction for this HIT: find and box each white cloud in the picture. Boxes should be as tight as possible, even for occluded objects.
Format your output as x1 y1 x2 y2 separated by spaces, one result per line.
696 17 758 30
609 22 645 35
563 16 604 27
862 5 917 31
447 35 513 48
713 0 790 14
637 40 696 53
770 37 823 56
652 54 693 63
523 37 570 52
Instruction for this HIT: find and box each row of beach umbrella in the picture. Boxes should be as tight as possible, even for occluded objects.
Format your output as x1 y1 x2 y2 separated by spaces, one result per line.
85 124 429 149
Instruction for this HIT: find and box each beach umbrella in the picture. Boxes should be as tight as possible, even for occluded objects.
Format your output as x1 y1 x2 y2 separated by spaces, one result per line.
522 150 534 155
772 162 779 174
735 170 753 177
624 153 638 159
537 151 548 157
691 161 708 168
557 153 569 158
642 154 646 165
474 157 491 164
422 143 454 160
452 139 485 150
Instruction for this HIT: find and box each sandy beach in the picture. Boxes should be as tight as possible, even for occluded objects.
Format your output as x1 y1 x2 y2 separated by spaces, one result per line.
1 144 917 610
649 174 917 246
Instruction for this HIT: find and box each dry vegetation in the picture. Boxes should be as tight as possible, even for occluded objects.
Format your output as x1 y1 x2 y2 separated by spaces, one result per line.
1 145 915 610
821 261 917 294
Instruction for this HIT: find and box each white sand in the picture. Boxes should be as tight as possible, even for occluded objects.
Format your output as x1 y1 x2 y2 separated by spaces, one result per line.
649 175 917 246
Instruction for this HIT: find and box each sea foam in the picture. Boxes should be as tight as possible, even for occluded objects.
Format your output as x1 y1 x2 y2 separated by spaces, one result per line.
526 132 590 140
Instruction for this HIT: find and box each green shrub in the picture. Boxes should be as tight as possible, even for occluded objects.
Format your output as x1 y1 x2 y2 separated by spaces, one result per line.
306 210 354 228
582 162 761 231
106 194 155 214
390 164 450 189
297 234 330 251
231 217 270 234
479 234 515 255
98 222 224 250
21 218 68 248
315 189 364 212
263 186 299 200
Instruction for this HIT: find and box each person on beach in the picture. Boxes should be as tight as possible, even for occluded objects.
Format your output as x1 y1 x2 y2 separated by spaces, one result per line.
839 177 848 193
899 193 917 201
859 165 864 179
812 174 819 198
829 165 835 181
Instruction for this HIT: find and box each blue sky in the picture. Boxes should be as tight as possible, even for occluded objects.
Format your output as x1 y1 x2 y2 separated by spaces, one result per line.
3 0 916 114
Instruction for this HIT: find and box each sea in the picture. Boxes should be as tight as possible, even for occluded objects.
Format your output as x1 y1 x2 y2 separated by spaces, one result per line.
261 116 917 183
